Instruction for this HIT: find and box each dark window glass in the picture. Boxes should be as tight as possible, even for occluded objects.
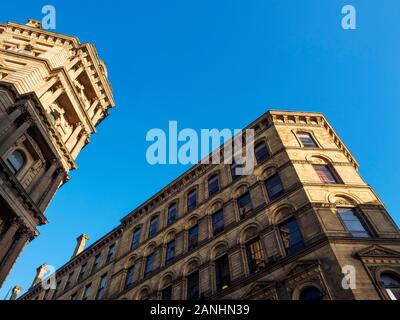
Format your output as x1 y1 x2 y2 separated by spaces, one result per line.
64 271 74 290
92 254 101 274
82 283 92 300
187 271 199 300
53 280 61 298
381 273 400 300
187 189 197 211
338 208 369 238
148 216 158 238
168 203 177 225
215 255 231 291
6 150 25 174
299 287 323 300
166 239 175 264
313 165 339 184
106 244 116 263
71 292 78 300
188 225 199 251
265 174 285 201
125 265 135 288
144 253 154 277
230 161 240 181
78 264 87 282
246 238 265 274
255 142 269 163
237 192 253 219
208 174 220 196
298 132 318 148
161 286 173 300
212 209 224 235
279 218 304 255
95 274 107 300
131 228 141 249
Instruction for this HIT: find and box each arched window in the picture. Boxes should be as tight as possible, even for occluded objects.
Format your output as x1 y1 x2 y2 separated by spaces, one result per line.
245 237 265 274
148 216 158 238
165 239 175 265
6 150 25 174
208 174 220 196
299 287 323 300
254 141 270 163
215 255 231 291
381 273 400 300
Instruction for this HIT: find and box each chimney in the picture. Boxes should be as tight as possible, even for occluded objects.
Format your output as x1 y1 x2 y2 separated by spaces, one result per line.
72 234 89 258
26 19 42 29
31 264 48 287
10 285 23 300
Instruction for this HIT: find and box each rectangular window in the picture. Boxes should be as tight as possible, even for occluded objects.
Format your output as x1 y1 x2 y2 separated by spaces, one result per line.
187 271 199 300
208 175 220 196
298 132 318 148
161 286 173 300
64 271 74 290
246 238 265 274
338 208 369 238
255 142 270 163
149 216 158 238
125 265 136 288
215 255 231 291
106 244 116 263
144 253 154 277
265 174 285 201
95 274 107 300
313 164 340 184
168 203 177 225
188 225 199 251
237 192 253 218
212 209 224 236
131 228 141 250
279 218 304 255
230 162 240 181
187 189 197 211
82 283 92 300
166 239 175 264
77 264 87 282
92 254 101 274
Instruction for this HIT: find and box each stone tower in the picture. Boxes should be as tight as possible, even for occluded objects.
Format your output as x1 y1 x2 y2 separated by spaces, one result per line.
0 19 115 287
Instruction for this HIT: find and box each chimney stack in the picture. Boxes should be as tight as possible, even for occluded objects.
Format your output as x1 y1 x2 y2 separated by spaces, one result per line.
31 264 48 288
10 285 23 300
72 234 89 258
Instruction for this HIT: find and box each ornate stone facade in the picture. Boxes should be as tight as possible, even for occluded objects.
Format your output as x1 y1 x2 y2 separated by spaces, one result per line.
0 19 114 288
18 110 400 300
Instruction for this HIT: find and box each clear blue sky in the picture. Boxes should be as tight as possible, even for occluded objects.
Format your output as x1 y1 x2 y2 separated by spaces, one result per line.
1 0 399 298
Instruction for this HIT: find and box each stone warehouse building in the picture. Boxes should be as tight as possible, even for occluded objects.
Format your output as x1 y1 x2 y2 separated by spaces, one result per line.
0 19 115 288
18 110 400 301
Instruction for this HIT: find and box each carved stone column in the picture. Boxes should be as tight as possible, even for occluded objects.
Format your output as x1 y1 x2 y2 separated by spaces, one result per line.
0 119 33 155
0 228 32 288
30 160 58 203
0 218 21 263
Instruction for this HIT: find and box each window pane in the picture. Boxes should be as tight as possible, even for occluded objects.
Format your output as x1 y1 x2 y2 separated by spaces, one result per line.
230 162 240 180
166 240 175 264
313 165 339 184
338 208 369 238
299 287 322 300
255 142 269 163
187 189 197 211
187 271 199 300
168 204 177 225
145 254 154 276
188 225 199 250
215 255 230 291
208 175 220 196
238 192 252 218
212 209 224 235
298 133 317 148
131 228 141 249
6 150 25 174
246 238 265 274
265 174 284 201
125 265 135 288
149 217 158 237
279 218 304 254
161 286 173 300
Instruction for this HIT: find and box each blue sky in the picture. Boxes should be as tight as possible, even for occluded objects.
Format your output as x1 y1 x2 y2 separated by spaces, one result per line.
1 0 400 298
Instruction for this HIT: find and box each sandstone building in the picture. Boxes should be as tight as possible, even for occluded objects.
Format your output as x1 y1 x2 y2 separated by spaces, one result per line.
18 110 400 300
0 19 115 288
